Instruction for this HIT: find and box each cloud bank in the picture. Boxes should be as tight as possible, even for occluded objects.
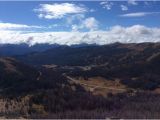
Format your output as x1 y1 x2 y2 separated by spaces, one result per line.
0 25 160 46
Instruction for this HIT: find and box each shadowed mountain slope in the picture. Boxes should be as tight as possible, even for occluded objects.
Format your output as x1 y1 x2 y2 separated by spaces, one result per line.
16 43 160 66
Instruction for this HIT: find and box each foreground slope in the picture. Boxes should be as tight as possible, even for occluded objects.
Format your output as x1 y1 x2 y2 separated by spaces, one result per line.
0 57 39 94
0 57 115 119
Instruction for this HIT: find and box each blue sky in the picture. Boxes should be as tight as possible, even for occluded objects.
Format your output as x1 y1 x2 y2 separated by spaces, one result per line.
0 1 160 31
0 1 160 45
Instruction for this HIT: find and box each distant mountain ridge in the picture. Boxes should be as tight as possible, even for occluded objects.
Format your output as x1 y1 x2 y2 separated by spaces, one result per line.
0 43 62 56
0 43 98 56
15 42 160 66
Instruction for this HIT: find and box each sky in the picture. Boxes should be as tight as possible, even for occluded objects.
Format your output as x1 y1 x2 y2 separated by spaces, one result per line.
0 1 160 45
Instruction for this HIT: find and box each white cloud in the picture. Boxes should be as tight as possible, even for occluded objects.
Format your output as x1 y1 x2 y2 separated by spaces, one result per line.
128 0 138 5
34 3 87 19
0 22 43 30
100 1 113 10
0 25 160 46
120 5 128 11
66 14 85 25
120 12 160 17
83 17 99 31
71 17 99 31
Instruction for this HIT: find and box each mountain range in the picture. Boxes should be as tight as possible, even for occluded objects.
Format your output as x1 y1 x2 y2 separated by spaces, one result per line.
0 42 160 118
